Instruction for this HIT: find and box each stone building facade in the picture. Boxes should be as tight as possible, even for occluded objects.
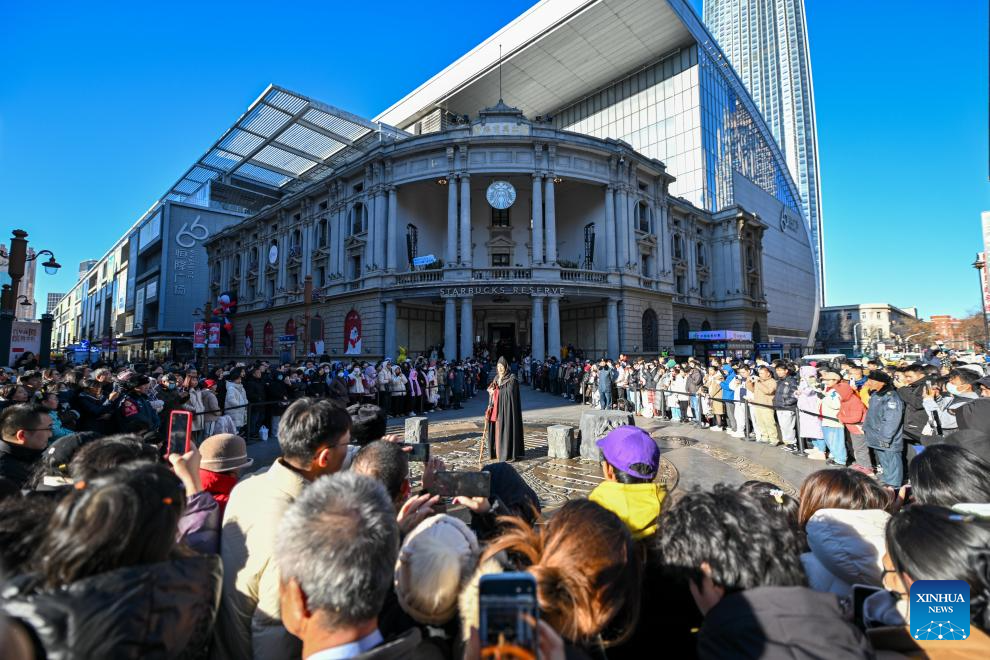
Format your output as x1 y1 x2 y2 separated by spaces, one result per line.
204 104 768 362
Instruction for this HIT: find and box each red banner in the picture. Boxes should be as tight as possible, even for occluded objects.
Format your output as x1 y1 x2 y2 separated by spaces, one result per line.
193 322 207 348
263 322 274 355
207 322 221 348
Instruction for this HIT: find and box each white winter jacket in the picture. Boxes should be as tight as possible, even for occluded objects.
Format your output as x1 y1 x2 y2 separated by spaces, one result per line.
800 508 890 598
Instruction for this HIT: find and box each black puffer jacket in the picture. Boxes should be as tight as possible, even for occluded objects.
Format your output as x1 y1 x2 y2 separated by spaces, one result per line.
0 554 222 660
897 381 928 441
773 375 799 408
697 586 873 659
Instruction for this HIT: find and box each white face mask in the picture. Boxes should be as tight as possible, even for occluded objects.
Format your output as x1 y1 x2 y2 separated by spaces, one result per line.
946 383 962 396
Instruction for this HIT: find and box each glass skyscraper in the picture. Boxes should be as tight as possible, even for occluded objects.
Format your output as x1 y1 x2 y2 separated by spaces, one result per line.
704 0 824 301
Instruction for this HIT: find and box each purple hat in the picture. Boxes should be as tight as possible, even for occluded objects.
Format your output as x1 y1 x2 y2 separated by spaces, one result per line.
596 426 660 480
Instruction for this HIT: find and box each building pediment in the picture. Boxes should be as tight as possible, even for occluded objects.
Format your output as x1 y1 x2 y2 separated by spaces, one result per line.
485 233 517 249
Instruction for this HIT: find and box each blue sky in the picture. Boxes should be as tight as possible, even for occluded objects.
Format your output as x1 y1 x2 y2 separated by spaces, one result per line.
1 0 987 318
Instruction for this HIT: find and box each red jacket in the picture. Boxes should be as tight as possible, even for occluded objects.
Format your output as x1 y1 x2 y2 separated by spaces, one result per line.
834 382 866 431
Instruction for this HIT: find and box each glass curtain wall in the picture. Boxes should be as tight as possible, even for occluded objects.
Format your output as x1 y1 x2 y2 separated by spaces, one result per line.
554 45 800 217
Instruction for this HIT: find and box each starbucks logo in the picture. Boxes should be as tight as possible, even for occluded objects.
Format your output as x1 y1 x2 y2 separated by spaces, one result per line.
486 181 516 209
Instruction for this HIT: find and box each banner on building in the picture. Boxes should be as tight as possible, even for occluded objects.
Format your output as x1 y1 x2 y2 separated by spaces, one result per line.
244 323 254 355
981 251 990 314
207 323 221 348
193 322 207 348
9 321 41 366
344 310 362 355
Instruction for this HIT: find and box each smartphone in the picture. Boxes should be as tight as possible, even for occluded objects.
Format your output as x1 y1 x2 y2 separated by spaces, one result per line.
851 583 883 630
402 442 430 462
429 471 491 499
167 410 193 456
479 572 539 658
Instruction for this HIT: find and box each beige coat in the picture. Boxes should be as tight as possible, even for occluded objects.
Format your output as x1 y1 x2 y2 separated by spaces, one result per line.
212 459 306 660
201 389 221 425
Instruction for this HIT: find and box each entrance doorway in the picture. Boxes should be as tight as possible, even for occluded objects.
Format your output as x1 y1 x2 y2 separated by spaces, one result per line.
488 323 516 361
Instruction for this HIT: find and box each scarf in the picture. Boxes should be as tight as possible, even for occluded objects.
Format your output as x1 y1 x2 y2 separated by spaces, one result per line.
199 469 240 514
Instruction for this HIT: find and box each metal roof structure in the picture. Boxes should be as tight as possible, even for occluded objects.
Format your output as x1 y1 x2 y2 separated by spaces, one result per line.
164 85 409 204
375 0 693 129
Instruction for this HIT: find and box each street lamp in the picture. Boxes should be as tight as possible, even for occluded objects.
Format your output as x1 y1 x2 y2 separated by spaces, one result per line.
972 254 990 353
0 229 62 367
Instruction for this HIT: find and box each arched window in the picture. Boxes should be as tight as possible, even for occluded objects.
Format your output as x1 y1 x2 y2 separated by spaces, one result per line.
318 219 329 248
677 318 690 342
263 322 274 355
351 202 367 235
701 320 712 331
310 314 324 354
637 202 650 232
406 224 419 264
285 318 296 339
642 309 659 352
583 223 596 269
752 322 762 344
245 323 254 355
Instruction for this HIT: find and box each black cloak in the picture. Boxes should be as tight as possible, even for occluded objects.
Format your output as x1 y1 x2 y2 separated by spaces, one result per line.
487 372 525 462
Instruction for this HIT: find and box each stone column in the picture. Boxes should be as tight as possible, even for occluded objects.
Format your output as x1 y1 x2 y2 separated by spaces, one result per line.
277 231 289 289
444 298 457 361
364 193 375 271
335 206 346 277
547 296 561 360
531 174 543 264
374 188 387 269
531 296 545 361
604 185 616 270
459 175 472 267
386 186 398 271
446 177 458 265
616 186 629 269
628 194 639 271
301 223 313 278
459 297 473 360
238 249 249 301
384 301 397 360
544 176 556 264
606 299 619 358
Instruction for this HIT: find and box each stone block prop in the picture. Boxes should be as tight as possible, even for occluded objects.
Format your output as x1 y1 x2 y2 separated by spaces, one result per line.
579 410 635 460
404 416 429 444
547 425 577 459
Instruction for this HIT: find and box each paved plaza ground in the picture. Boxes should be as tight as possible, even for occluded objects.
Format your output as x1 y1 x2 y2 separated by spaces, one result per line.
247 385 823 510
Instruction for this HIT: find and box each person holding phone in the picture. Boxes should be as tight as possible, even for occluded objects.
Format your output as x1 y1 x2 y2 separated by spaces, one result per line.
486 357 524 462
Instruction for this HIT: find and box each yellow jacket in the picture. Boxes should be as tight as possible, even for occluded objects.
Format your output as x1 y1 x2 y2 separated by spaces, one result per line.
589 480 667 540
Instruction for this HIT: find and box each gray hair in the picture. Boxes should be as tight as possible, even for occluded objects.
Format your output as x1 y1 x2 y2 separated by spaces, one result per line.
275 471 399 626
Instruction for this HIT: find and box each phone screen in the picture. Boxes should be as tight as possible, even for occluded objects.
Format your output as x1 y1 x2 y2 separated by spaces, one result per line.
430 471 491 499
479 573 538 659
167 411 193 456
402 443 430 462
851 584 883 630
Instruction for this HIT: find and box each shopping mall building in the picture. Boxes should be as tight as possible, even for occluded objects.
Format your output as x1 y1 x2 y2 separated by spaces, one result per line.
54 0 818 363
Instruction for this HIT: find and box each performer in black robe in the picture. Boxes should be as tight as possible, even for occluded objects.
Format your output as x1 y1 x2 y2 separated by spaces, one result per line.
487 356 525 462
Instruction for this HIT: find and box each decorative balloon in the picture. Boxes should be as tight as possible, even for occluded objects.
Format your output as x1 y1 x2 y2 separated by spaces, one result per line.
397 345 408 363
214 292 238 347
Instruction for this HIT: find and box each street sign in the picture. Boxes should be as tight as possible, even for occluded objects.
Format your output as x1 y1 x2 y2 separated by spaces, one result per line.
412 254 437 267
278 335 296 343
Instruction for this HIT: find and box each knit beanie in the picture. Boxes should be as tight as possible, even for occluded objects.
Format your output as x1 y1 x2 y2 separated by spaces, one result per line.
394 514 479 625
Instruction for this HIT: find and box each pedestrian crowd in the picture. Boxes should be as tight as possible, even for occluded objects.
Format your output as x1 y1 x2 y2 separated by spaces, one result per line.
526 345 990 488
0 343 989 658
